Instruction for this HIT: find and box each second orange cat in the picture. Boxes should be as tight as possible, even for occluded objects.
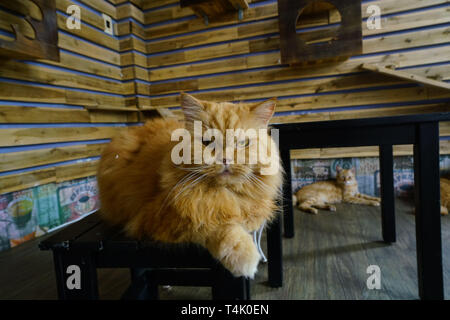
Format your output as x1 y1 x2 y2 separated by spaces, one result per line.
293 166 381 214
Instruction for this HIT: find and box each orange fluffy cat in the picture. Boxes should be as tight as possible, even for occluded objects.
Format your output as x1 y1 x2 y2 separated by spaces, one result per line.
97 93 283 278
440 177 450 215
293 166 381 214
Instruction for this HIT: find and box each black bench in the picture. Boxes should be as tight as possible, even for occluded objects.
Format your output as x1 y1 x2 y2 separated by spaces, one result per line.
39 211 282 300
273 112 450 300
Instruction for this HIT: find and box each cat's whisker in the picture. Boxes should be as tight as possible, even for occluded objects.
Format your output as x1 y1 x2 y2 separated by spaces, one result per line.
174 164 212 173
248 172 272 194
247 173 283 214
247 176 267 195
158 171 201 214
170 173 208 204
179 168 208 173
241 175 264 199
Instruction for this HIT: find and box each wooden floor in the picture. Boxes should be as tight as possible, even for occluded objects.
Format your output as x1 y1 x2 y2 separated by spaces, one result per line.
0 198 448 300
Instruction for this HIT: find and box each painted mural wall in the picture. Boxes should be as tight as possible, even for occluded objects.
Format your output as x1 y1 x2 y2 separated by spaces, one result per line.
0 176 99 252
291 155 450 197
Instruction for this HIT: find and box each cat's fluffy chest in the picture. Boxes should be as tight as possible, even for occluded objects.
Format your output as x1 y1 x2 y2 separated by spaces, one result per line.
171 183 272 232
341 183 359 199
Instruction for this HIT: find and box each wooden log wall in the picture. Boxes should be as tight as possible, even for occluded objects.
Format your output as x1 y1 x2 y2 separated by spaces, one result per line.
133 0 450 156
0 0 450 194
0 0 142 194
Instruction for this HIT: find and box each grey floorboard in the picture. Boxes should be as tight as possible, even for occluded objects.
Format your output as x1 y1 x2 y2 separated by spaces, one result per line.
0 198 448 300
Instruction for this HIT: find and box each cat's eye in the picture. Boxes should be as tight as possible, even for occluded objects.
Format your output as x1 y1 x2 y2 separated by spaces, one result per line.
236 139 250 148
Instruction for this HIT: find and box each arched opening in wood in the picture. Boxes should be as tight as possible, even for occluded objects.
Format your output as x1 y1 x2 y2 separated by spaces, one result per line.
296 1 342 46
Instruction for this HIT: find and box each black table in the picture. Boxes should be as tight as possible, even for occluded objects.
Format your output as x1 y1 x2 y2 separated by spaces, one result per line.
39 213 251 300
270 112 450 300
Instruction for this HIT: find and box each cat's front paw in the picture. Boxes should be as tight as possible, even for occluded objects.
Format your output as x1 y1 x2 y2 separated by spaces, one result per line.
221 240 261 278
370 200 380 206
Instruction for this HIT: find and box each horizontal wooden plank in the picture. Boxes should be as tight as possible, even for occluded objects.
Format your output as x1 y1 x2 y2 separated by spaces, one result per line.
120 66 145 81
57 13 119 51
144 4 194 25
0 159 99 194
0 168 56 195
148 40 251 67
120 51 148 68
119 36 147 53
79 0 117 19
40 51 123 81
141 0 178 10
290 140 450 159
0 80 135 109
84 106 140 112
0 143 105 173
271 103 450 125
275 86 450 113
440 121 450 137
0 126 124 147
0 82 66 103
0 105 138 124
0 106 90 123
0 60 134 95
55 159 99 182
58 32 121 66
65 90 134 108
88 110 140 123
116 2 145 22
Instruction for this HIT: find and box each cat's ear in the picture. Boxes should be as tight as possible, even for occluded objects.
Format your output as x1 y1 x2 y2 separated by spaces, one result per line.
180 92 204 123
250 98 277 126
336 165 342 172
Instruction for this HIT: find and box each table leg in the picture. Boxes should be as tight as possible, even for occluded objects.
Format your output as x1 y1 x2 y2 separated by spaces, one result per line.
267 212 283 287
379 144 396 243
245 278 251 300
280 148 294 238
121 268 155 300
413 122 444 300
212 264 247 300
53 250 99 300
144 270 160 300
